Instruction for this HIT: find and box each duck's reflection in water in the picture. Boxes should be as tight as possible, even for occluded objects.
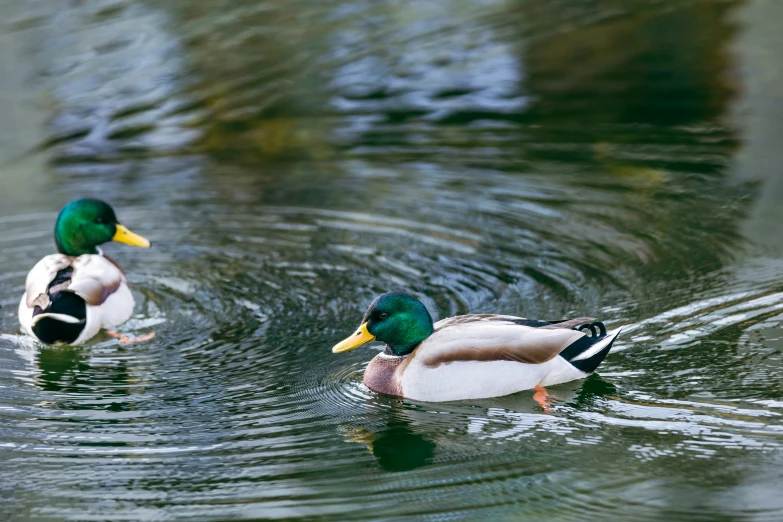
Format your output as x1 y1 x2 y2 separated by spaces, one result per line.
36 345 88 392
340 413 436 472
370 421 437 472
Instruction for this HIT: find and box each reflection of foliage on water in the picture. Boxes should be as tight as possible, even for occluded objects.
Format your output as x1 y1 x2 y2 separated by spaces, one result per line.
159 0 337 160
520 0 740 126
517 0 752 279
16 0 756 306
152 0 760 319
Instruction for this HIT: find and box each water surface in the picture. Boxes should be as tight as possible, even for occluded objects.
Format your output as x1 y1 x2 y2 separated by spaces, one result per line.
1 0 783 520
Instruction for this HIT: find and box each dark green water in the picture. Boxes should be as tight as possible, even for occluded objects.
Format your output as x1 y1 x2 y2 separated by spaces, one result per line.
1 0 783 519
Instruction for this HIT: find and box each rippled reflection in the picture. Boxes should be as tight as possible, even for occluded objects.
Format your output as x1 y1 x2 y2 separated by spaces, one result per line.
1 0 783 519
341 413 437 472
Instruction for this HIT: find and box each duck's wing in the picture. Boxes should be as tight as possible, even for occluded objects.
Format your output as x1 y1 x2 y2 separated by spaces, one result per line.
433 314 596 330
25 254 124 309
420 314 594 367
24 254 73 309
68 255 124 306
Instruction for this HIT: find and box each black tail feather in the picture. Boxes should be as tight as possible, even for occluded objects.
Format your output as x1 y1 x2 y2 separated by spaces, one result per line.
558 322 620 374
31 291 86 344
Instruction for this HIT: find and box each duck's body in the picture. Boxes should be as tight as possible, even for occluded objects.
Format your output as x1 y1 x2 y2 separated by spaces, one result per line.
333 293 622 402
18 199 150 345
363 314 620 402
19 252 135 345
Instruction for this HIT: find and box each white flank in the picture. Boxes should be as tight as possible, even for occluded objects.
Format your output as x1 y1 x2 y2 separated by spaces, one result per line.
71 283 135 345
18 292 32 337
538 356 588 387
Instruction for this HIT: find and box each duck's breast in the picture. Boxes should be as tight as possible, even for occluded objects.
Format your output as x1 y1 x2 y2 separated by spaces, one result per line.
363 353 408 397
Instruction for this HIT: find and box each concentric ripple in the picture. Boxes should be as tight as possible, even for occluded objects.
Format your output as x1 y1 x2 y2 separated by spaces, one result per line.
6 197 781 520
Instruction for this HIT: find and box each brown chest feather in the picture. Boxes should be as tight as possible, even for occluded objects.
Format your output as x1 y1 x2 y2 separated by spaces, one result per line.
363 354 406 397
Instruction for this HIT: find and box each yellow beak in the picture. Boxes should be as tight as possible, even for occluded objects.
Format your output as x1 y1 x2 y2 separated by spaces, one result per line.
112 224 151 248
332 322 375 353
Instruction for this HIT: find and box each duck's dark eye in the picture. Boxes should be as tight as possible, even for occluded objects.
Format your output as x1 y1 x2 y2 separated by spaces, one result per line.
94 217 105 224
379 312 389 320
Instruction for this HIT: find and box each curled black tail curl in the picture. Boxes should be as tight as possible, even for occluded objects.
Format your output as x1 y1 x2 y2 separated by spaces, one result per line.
559 324 622 374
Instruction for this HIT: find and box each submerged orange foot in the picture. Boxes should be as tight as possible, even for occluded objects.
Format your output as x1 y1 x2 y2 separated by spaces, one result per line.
533 385 553 412
107 331 156 345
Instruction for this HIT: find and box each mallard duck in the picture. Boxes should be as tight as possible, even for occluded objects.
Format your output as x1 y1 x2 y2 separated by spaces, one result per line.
18 199 151 345
332 292 622 403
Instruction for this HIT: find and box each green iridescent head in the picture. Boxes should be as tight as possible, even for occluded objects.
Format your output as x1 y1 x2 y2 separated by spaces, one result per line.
332 291 434 356
54 199 150 257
